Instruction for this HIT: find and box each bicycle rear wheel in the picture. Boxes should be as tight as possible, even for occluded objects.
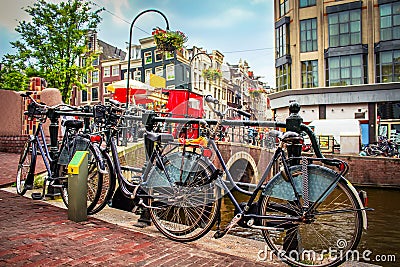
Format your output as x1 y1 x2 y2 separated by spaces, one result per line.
259 165 363 267
16 139 35 196
58 142 104 213
146 152 220 242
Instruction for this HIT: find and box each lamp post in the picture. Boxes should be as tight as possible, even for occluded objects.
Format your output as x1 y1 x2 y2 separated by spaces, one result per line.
126 9 170 108
124 10 169 226
188 52 213 117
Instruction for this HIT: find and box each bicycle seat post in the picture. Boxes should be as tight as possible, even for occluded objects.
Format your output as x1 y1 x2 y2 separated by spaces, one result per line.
46 108 61 198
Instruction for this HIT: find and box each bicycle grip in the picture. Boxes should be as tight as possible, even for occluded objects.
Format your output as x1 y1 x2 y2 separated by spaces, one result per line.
205 95 219 104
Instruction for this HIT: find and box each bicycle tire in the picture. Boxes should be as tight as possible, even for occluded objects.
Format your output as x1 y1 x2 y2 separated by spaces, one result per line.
16 139 35 196
146 151 220 242
87 149 116 215
259 165 363 267
58 142 104 213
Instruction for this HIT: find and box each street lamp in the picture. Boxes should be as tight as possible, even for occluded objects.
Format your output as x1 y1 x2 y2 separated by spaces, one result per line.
188 52 213 117
126 9 170 108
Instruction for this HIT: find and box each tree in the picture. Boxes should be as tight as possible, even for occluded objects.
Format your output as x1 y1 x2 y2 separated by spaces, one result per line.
0 0 103 103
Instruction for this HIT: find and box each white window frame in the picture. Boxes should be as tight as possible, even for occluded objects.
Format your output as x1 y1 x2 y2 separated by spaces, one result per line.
92 70 99 83
112 65 119 76
166 64 175 80
103 67 110 77
144 51 152 65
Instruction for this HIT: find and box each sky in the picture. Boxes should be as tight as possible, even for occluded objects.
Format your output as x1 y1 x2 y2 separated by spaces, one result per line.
0 0 276 87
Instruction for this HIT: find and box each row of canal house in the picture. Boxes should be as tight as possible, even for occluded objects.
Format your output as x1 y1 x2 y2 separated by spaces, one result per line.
71 32 271 121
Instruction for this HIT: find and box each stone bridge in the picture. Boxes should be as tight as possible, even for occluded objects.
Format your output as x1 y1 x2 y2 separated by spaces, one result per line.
119 140 275 185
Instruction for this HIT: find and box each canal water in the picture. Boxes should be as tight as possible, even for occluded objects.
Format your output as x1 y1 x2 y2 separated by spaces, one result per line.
220 187 399 266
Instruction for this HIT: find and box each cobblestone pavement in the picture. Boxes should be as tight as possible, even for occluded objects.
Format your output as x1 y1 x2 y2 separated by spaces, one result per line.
0 190 273 266
0 153 20 187
0 152 276 266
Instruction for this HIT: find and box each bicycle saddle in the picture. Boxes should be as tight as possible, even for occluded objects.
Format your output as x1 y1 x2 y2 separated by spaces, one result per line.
62 120 84 130
145 132 174 143
281 131 303 144
268 130 303 144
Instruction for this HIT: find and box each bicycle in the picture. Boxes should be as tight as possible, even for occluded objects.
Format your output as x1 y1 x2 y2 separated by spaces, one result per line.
16 92 111 214
140 96 370 267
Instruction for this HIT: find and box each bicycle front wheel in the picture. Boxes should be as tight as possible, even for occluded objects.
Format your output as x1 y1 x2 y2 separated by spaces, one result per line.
146 152 220 242
259 165 363 267
16 139 35 196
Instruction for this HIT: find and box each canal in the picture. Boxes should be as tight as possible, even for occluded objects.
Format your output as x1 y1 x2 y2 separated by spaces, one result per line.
220 187 399 266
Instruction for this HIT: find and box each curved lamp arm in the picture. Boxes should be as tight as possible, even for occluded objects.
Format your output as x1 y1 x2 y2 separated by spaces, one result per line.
126 9 170 107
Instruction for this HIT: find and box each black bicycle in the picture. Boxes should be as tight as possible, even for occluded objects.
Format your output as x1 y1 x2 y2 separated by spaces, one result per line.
141 96 370 267
16 92 112 214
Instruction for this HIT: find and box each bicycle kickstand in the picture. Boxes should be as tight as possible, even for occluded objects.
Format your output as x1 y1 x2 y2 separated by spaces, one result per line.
213 213 243 239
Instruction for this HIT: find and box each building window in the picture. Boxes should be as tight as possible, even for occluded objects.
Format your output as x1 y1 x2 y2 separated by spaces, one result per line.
279 0 289 17
301 60 318 88
300 18 317 52
155 66 163 77
276 63 291 91
91 87 99 101
134 70 141 81
276 23 289 58
92 56 99 66
111 65 119 76
103 67 110 77
82 73 88 84
92 70 99 83
81 90 88 102
327 54 365 86
165 51 174 60
155 50 163 62
144 51 152 65
104 82 110 93
376 50 400 83
328 9 361 47
166 64 175 80
145 69 152 83
299 0 316 8
380 2 400 41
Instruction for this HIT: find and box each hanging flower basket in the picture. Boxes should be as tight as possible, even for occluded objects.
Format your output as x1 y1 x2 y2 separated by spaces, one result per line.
248 88 265 98
202 68 222 81
152 27 188 52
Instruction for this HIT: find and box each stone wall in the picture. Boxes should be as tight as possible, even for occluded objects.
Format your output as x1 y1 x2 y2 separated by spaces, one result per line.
0 88 62 153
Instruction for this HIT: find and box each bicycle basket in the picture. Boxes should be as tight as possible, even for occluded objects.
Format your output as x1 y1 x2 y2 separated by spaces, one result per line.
27 102 46 119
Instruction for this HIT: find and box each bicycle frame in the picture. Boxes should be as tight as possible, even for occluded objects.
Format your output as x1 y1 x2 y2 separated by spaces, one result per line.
207 137 305 223
106 130 176 200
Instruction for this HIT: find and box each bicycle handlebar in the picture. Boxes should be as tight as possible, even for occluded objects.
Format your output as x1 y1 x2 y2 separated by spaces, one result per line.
20 91 82 112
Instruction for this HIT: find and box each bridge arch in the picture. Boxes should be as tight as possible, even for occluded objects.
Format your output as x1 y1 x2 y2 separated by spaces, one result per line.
223 151 260 184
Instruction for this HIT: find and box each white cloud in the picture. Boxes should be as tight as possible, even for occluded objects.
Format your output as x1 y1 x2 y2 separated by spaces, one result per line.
98 0 131 25
0 0 35 31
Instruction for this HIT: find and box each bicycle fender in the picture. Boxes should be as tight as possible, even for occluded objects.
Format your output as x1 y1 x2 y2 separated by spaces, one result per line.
342 177 368 230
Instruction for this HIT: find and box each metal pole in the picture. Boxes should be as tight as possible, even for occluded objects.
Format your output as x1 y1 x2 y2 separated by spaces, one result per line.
126 9 170 108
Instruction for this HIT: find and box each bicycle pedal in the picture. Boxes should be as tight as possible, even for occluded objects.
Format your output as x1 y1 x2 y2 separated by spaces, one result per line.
31 193 43 200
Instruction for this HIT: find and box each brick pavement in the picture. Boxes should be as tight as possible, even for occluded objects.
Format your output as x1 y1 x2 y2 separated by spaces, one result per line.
0 152 20 187
0 190 270 266
0 151 271 266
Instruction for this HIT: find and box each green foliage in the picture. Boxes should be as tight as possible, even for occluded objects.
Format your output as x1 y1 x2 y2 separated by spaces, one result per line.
0 0 103 102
